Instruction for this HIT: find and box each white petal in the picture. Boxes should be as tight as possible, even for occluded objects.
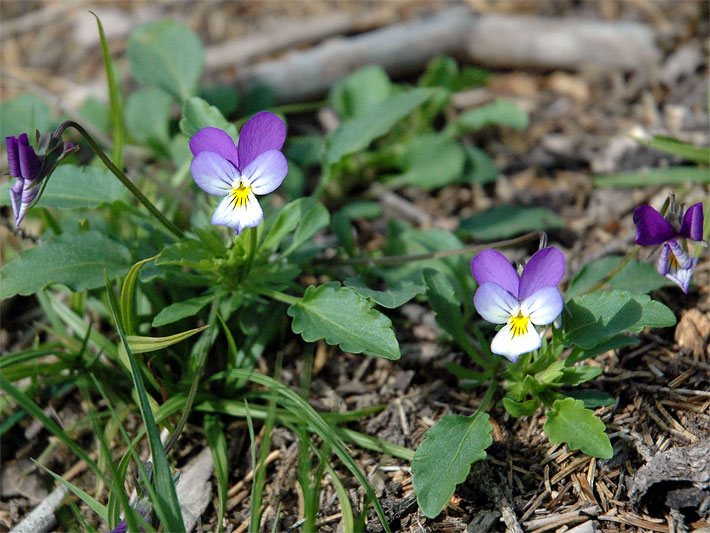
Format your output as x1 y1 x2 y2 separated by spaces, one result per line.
241 150 288 195
490 323 541 362
474 282 519 324
520 286 563 326
211 192 263 233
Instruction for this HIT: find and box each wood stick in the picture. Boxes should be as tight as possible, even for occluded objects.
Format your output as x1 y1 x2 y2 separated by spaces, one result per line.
232 7 659 103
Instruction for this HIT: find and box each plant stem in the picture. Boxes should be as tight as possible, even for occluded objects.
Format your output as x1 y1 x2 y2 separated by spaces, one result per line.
164 300 220 454
318 231 546 267
243 226 258 280
251 285 300 306
475 376 499 416
57 121 184 239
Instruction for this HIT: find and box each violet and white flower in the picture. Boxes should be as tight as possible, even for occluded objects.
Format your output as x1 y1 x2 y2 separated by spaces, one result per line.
633 201 704 293
6 131 76 227
471 247 565 362
189 112 287 234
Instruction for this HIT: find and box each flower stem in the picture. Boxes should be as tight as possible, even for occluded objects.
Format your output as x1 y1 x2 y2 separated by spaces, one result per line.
318 231 547 267
251 285 300 306
242 226 258 279
164 300 220 454
58 121 184 239
581 246 640 295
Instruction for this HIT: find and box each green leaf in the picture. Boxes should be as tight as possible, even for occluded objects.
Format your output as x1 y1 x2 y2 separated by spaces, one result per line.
92 12 125 169
565 390 616 409
127 19 203 101
34 165 126 209
566 334 639 365
36 462 108 522
179 96 237 140
78 97 111 133
126 87 173 148
594 167 710 187
155 239 219 272
0 94 52 139
565 290 676 350
260 197 329 254
457 98 529 132
123 326 208 354
325 88 435 165
412 413 493 518
344 278 424 309
639 135 710 165
204 415 228 533
152 294 213 327
0 232 131 298
287 283 400 360
566 256 670 299
329 65 392 118
419 55 488 91
559 365 602 386
544 398 612 458
394 133 466 190
121 255 157 335
463 145 498 185
458 205 563 240
502 397 540 418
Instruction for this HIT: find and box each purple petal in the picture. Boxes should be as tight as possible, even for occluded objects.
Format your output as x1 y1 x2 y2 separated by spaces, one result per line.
236 112 286 171
211 191 263 234
470 249 519 296
18 142 41 181
190 152 238 196
665 257 698 293
241 150 288 195
668 239 694 270
633 205 676 246
473 282 519 324
9 178 22 221
518 247 565 300
5 136 21 177
678 202 704 241
657 243 671 276
189 127 239 168
521 286 563 326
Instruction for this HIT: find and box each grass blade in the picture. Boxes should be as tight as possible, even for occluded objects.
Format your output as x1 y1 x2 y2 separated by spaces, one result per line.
204 415 228 533
35 462 108 521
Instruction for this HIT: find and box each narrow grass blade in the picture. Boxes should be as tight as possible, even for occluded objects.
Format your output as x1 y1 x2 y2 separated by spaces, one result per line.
204 415 228 533
92 12 125 169
104 274 185 533
35 462 108 521
120 255 157 335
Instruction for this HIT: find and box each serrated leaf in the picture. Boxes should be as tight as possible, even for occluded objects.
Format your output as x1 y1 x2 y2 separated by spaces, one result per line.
179 96 238 140
458 205 563 241
344 278 424 309
594 167 710 188
565 290 676 350
325 88 435 165
0 232 131 298
152 294 213 327
457 98 529 132
0 165 126 210
287 283 400 360
566 256 670 299
412 413 493 518
394 133 465 190
127 19 203 101
544 398 612 458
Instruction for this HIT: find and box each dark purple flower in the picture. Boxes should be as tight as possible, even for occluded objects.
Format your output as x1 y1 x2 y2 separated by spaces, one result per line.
633 202 704 293
471 247 565 361
5 131 76 226
189 112 287 234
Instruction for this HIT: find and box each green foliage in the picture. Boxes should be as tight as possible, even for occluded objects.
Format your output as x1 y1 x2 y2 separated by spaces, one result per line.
594 167 710 187
152 294 213 327
344 278 424 309
419 55 488 91
393 133 466 189
463 145 498 184
543 398 613 458
127 19 203 101
0 232 131 298
0 94 52 139
458 205 564 240
204 415 228 533
325 88 435 165
457 98 529 132
126 87 173 149
566 256 670 299
411 413 493 518
329 65 393 118
637 134 710 165
565 290 676 350
287 283 401 360
179 96 238 140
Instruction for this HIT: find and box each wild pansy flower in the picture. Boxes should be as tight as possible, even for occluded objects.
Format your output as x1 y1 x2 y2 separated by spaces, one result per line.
471 247 565 361
189 112 287 234
633 201 704 293
6 131 75 226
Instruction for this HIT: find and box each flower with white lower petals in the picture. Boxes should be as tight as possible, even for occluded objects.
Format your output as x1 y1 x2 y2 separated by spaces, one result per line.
471 247 565 362
189 112 287 234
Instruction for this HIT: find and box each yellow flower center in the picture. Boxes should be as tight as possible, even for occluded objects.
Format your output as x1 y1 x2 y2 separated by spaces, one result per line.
509 312 530 338
668 251 680 271
230 183 251 209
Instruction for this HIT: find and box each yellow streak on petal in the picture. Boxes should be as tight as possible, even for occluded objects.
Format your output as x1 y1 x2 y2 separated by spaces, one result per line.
230 184 251 209
508 312 530 338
